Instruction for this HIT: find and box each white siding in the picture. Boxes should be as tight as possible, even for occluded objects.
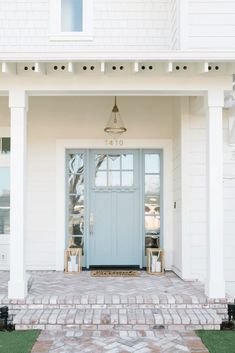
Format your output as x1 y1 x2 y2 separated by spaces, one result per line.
169 0 179 50
0 0 171 53
188 1 235 50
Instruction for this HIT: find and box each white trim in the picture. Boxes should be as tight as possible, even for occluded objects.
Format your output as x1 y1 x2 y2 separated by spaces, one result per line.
2 52 235 61
50 0 93 41
56 139 173 271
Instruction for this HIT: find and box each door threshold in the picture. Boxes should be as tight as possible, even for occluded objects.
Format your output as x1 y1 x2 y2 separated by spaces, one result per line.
89 265 141 270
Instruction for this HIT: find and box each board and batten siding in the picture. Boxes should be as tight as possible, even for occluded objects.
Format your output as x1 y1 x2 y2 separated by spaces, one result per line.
188 0 235 50
0 0 171 53
172 98 183 276
188 97 207 280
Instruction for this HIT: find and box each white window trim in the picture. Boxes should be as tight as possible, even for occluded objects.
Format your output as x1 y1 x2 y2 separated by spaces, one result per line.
50 0 93 41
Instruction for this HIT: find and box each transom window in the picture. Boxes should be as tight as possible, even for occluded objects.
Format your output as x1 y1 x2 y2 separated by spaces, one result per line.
50 0 93 41
95 154 134 187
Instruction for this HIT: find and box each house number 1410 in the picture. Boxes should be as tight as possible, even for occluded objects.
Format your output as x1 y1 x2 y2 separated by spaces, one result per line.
105 139 124 146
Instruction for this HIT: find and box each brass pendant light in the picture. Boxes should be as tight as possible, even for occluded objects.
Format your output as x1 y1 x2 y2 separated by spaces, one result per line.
104 96 127 136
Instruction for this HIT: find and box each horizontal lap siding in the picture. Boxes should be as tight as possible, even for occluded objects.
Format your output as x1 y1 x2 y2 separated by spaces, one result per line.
188 1 235 50
0 0 171 53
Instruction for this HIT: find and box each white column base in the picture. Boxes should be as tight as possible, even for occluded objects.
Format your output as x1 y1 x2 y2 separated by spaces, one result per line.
8 278 28 300
205 279 226 299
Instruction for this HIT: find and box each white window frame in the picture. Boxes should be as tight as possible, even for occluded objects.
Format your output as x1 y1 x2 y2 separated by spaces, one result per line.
50 0 93 41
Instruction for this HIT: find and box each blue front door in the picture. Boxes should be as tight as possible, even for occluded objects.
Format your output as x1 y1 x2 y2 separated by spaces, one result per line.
89 151 140 266
66 149 162 268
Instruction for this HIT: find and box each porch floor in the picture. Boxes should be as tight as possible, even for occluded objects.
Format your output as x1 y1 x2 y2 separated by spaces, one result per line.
1 270 205 298
0 271 230 333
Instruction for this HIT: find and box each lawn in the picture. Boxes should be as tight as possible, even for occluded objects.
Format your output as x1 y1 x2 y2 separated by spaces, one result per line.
197 330 235 353
0 330 40 353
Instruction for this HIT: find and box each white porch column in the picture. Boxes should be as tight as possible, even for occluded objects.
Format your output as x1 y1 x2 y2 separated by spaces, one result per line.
205 90 225 298
8 90 28 299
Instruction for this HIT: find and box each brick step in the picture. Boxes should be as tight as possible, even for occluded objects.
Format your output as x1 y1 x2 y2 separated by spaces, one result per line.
2 294 229 306
14 308 221 331
7 301 228 320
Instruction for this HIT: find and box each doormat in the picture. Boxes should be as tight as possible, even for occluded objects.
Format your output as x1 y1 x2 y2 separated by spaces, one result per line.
91 270 140 277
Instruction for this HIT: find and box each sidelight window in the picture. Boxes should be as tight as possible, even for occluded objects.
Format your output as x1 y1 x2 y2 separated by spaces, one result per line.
144 153 161 236
67 153 85 249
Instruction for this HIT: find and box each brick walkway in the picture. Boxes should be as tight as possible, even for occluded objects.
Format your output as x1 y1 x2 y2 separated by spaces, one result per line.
0 271 229 352
31 329 209 353
0 271 229 331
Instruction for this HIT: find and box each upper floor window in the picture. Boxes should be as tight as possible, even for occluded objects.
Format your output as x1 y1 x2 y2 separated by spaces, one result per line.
50 0 93 41
61 0 83 32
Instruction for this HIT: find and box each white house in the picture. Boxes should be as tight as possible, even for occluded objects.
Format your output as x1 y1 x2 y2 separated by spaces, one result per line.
0 0 235 300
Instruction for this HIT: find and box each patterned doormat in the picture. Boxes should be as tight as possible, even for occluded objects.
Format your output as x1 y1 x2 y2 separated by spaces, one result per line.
90 270 140 277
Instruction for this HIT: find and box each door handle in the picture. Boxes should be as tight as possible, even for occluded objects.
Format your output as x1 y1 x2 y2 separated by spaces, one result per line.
90 213 94 235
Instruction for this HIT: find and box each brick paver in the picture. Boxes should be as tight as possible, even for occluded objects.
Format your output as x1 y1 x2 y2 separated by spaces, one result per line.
0 271 228 352
31 329 210 353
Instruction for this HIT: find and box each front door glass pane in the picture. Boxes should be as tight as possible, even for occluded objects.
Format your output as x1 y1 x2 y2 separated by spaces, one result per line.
108 171 120 186
108 155 120 170
95 171 107 187
122 154 133 170
145 154 160 174
95 153 134 188
122 171 133 186
145 175 160 195
96 155 107 170
145 215 160 235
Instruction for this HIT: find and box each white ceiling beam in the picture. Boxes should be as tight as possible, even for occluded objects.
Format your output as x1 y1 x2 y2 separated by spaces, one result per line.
133 61 139 73
68 62 74 74
196 62 209 74
100 62 105 73
34 62 46 74
166 62 173 73
1 62 16 75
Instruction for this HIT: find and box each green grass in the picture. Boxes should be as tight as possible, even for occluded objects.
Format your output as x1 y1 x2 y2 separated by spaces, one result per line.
0 330 40 353
197 330 235 353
